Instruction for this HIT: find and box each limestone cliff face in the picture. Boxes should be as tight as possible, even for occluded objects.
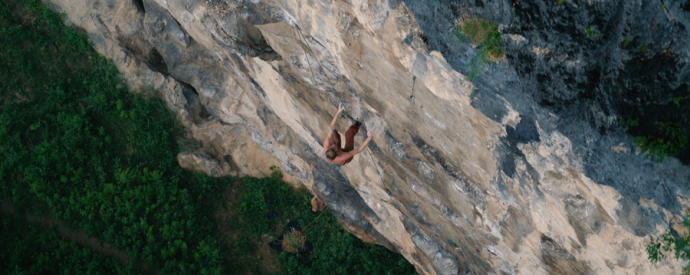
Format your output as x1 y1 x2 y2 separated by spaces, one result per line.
45 0 688 274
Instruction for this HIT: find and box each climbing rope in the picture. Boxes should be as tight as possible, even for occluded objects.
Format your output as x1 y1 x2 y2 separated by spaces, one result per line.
281 228 307 253
302 206 329 230
291 25 345 147
294 26 339 90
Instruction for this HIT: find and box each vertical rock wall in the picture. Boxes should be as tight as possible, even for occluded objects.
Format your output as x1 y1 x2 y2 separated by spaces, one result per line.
45 0 688 274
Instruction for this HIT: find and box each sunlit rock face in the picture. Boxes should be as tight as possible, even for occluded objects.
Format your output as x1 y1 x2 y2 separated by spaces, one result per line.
46 0 689 274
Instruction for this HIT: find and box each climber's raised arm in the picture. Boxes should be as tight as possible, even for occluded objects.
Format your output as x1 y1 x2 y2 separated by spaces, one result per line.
350 131 373 155
323 103 345 152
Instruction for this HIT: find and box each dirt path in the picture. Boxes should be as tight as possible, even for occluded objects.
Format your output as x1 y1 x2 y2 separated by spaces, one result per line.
1 202 158 274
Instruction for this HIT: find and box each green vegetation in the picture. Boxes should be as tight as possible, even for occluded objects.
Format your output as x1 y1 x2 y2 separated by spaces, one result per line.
622 37 632 48
634 122 688 162
646 214 690 275
0 1 416 274
0 0 228 273
231 168 418 274
456 17 503 81
640 41 649 53
619 118 640 127
1 215 130 275
669 94 690 107
623 97 690 162
585 26 602 38
556 0 565 5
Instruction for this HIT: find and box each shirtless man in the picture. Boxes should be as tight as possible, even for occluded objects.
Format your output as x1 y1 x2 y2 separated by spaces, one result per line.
323 103 372 166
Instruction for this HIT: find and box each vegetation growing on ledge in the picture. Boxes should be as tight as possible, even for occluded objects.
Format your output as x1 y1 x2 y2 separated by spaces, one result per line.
640 41 649 53
647 214 690 274
669 94 690 107
633 122 688 162
619 118 640 127
456 17 503 81
585 26 602 37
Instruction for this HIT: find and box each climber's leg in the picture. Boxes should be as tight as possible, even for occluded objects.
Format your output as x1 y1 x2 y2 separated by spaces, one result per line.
343 121 361 152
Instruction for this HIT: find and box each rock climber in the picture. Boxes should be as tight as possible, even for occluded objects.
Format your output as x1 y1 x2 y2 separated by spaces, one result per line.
323 103 372 166
311 195 326 213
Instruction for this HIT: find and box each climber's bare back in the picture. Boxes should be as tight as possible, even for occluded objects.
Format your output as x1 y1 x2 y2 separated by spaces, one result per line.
323 103 372 166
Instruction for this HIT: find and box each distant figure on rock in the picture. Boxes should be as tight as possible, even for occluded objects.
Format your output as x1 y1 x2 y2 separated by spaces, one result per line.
323 103 372 166
311 195 326 213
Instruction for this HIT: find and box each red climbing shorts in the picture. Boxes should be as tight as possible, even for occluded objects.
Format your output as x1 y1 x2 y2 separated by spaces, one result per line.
332 123 360 164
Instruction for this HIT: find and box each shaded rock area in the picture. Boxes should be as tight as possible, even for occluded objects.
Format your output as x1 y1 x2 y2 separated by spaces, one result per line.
45 0 689 274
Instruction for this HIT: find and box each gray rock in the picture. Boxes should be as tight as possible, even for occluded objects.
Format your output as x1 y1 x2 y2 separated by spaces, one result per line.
46 0 688 273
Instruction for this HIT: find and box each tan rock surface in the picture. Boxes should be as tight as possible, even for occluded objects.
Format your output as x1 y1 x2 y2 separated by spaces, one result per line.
45 0 685 274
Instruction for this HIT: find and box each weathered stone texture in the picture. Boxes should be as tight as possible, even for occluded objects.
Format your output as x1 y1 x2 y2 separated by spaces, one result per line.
45 0 687 274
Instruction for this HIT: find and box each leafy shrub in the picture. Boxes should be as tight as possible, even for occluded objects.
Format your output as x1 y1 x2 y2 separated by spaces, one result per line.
634 122 688 162
456 17 503 81
646 214 690 275
669 94 690 107
640 41 649 53
619 118 639 127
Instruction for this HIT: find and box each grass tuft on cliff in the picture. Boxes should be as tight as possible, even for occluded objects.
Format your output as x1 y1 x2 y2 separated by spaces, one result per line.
456 17 503 81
